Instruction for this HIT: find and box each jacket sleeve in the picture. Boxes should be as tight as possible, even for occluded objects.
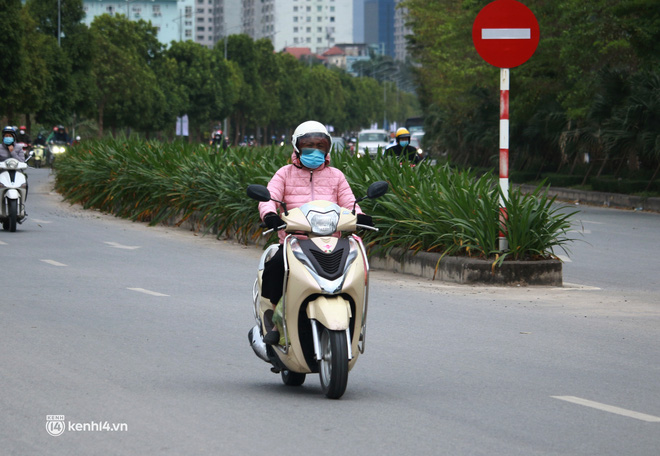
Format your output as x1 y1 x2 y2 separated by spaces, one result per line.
258 166 287 220
12 145 25 162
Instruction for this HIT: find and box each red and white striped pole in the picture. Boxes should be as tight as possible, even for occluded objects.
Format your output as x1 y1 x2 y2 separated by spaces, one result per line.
499 68 509 251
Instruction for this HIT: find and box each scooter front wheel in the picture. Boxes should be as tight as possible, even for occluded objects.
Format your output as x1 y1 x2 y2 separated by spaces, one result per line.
8 199 18 232
318 327 349 399
281 369 306 386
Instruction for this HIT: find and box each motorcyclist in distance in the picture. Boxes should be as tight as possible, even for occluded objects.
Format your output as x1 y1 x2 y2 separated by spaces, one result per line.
258 120 374 345
47 125 70 144
386 127 421 164
210 130 227 149
0 126 26 162
33 132 47 146
17 126 31 148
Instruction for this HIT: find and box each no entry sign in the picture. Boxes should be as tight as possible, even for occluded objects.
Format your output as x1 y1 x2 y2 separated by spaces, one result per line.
472 0 539 68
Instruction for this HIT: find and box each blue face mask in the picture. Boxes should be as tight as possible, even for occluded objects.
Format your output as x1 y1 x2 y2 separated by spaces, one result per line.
3 137 14 145
300 148 326 169
400 140 409 147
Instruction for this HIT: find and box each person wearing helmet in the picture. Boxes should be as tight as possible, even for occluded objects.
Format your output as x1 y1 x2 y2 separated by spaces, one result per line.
257 120 374 345
386 127 420 164
1 126 26 162
47 125 70 144
210 130 227 149
17 126 31 148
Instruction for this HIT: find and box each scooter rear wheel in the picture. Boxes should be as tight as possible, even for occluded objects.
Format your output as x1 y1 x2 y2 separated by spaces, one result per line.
318 328 349 399
281 369 306 386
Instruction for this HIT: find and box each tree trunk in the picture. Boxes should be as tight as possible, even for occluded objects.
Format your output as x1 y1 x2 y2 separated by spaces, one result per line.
568 151 580 175
581 160 595 186
98 103 105 138
596 153 609 178
646 161 660 192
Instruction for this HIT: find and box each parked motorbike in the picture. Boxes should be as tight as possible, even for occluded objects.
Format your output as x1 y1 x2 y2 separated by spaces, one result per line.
0 153 32 232
246 181 388 399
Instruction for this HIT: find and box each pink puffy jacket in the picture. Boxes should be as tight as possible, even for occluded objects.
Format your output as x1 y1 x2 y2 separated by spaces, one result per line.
259 151 362 243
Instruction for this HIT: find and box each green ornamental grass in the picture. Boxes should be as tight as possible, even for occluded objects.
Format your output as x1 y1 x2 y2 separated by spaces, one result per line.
54 138 578 264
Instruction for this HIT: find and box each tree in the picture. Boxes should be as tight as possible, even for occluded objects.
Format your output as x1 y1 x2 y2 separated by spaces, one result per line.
26 0 93 124
0 0 26 122
90 15 166 136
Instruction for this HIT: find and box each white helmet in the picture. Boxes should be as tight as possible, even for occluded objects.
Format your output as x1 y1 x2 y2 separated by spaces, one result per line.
291 120 331 155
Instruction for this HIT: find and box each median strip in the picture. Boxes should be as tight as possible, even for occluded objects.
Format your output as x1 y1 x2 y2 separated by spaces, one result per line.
552 396 660 422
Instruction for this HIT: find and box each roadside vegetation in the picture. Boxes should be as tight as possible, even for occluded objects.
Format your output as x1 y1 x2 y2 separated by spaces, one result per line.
404 0 660 194
54 139 577 264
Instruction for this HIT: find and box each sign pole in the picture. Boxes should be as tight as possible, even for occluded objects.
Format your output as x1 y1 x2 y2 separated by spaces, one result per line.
499 68 509 251
472 0 539 253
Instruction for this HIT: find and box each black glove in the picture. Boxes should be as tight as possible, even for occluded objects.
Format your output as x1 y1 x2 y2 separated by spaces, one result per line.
264 212 285 230
357 213 374 227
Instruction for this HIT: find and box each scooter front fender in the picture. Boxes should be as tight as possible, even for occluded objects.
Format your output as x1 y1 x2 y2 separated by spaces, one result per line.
6 189 20 200
306 296 352 331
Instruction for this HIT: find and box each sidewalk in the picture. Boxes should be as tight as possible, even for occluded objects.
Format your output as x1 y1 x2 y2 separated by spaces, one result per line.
518 184 660 213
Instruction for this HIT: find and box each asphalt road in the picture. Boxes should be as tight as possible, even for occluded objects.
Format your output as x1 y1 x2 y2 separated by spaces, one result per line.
1 168 659 455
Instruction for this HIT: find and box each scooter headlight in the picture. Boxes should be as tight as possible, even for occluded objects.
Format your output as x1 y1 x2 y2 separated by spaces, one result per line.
4 158 19 169
300 203 340 236
52 146 66 154
307 211 339 236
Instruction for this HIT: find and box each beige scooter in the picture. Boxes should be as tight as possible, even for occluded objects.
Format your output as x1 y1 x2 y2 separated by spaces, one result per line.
247 181 388 399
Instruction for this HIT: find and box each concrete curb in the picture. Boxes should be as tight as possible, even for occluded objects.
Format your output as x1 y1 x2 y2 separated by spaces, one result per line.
369 248 562 286
518 184 660 212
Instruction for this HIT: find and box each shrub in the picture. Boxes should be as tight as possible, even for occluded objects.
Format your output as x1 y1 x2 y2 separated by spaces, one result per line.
55 138 578 262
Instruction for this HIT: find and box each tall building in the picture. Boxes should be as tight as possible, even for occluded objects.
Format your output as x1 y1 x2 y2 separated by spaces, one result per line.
241 0 353 54
82 0 195 44
393 0 411 61
82 0 355 54
363 0 395 58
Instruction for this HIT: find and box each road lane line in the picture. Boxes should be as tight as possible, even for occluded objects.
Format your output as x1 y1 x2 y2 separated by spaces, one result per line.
41 259 67 267
556 255 572 263
552 396 660 422
31 218 52 224
0 240 7 245
104 241 141 250
127 288 169 297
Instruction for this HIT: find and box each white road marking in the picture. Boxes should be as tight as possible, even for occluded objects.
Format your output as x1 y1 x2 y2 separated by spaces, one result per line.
482 28 531 40
104 241 141 250
0 240 7 245
127 288 169 297
41 259 67 267
556 255 572 263
31 218 52 224
552 396 660 422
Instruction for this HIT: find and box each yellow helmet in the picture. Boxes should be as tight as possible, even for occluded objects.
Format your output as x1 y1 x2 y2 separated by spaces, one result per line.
395 128 410 138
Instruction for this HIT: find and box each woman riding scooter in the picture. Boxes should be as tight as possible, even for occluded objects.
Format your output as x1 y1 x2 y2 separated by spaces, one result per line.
259 120 374 344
